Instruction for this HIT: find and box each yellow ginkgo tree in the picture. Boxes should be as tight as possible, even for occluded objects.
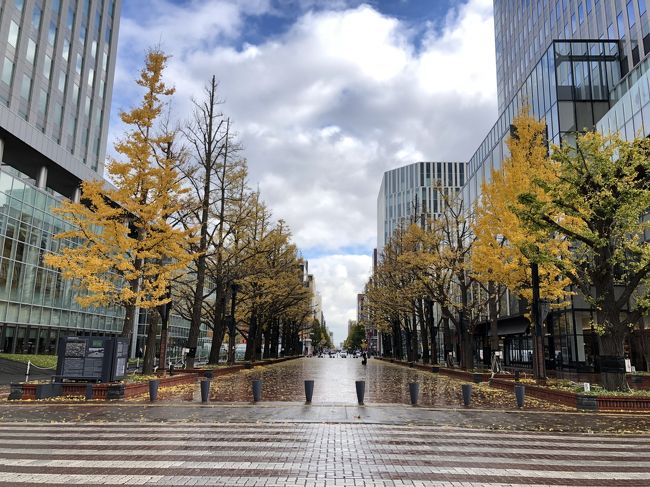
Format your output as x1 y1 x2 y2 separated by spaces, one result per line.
472 111 571 374
45 49 195 340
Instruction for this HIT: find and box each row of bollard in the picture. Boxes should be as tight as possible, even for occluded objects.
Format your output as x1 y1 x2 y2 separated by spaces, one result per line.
147 378 526 407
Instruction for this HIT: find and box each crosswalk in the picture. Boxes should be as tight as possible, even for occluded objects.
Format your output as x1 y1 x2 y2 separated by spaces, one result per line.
0 422 648 486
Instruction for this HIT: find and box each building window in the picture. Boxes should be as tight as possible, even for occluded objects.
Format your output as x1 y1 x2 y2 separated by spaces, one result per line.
63 38 70 62
26 39 36 65
75 53 82 74
1 58 14 86
67 6 75 30
8 21 20 49
641 0 647 15
43 54 51 79
58 70 66 92
32 5 42 31
618 11 626 36
48 21 57 46
20 74 31 100
15 0 24 12
628 1 636 27
38 88 47 111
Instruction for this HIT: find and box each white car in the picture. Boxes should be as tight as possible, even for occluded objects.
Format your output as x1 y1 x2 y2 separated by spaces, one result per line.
340 352 347 358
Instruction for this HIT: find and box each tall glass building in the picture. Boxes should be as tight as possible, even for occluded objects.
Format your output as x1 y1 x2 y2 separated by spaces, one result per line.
377 161 466 251
0 0 122 354
460 0 650 372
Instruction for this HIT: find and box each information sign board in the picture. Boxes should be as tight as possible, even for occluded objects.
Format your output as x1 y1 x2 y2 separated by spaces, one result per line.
56 336 130 382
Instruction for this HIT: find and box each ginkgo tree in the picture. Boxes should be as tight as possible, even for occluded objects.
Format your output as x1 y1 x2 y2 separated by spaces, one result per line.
516 129 650 390
45 49 195 340
472 112 571 371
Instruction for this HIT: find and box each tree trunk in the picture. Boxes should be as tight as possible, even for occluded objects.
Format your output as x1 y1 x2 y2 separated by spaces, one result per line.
121 303 137 339
442 314 452 364
142 311 159 374
417 301 429 364
245 309 257 362
425 300 437 364
594 295 628 390
270 319 280 358
208 289 227 364
462 332 474 371
263 325 271 358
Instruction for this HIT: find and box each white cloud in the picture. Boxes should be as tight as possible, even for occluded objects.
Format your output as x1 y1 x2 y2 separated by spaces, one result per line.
307 254 372 344
111 0 497 333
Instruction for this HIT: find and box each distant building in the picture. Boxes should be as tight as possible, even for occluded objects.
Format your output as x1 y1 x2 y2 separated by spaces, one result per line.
377 161 466 251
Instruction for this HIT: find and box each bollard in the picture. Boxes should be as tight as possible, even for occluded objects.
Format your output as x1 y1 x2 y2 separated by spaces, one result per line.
252 379 262 402
514 384 525 408
85 383 94 400
461 383 472 406
514 370 520 381
200 378 211 403
355 380 366 405
304 380 314 403
204 370 214 379
149 379 159 402
408 382 419 406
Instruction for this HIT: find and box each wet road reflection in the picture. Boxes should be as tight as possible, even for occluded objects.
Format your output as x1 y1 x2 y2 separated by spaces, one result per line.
203 357 568 410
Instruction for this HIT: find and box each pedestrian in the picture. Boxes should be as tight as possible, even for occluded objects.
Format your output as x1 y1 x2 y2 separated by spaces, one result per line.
362 351 367 366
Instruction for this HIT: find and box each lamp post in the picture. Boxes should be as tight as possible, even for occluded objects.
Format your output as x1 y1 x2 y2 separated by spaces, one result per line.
530 262 546 380
227 283 239 365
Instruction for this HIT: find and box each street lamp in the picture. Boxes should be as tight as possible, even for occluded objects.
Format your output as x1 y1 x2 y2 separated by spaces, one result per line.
530 261 546 380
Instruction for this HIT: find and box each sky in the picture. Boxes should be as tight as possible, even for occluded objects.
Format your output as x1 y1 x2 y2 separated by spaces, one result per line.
110 0 498 345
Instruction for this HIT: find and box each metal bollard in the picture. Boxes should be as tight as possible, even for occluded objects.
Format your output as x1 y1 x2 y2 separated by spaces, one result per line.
149 379 159 402
514 370 520 381
85 383 94 400
515 384 525 408
461 383 472 406
252 379 262 402
355 380 365 405
304 380 314 403
408 382 419 406
200 379 211 403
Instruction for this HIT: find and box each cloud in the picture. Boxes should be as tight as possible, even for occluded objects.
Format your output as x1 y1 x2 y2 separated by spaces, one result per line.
111 0 497 332
307 254 373 344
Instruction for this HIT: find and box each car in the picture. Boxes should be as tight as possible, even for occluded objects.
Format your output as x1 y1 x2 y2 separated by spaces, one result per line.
340 352 347 358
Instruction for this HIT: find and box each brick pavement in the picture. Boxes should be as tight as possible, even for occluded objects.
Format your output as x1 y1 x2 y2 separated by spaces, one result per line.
0 421 649 486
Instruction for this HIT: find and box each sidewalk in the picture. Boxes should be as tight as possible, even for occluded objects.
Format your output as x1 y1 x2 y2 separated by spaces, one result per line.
1 402 650 433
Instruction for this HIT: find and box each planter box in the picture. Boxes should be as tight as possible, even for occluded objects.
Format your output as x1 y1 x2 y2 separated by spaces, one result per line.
576 394 598 411
597 396 650 411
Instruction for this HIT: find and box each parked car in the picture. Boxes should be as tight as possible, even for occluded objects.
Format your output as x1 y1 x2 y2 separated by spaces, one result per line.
340 352 347 358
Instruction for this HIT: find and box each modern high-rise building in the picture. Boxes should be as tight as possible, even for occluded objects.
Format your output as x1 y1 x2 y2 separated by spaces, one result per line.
460 0 650 371
0 0 122 354
377 161 466 251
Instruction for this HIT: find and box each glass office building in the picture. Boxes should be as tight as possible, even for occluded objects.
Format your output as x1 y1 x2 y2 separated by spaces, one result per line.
0 0 122 354
377 161 466 251
457 0 650 371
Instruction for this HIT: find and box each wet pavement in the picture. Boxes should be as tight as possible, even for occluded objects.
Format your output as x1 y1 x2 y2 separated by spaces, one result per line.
1 402 650 433
203 356 567 410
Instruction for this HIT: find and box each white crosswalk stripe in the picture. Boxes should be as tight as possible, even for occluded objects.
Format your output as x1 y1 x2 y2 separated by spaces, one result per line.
0 422 648 486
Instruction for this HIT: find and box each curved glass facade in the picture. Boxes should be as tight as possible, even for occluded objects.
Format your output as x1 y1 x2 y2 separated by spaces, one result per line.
0 166 123 354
